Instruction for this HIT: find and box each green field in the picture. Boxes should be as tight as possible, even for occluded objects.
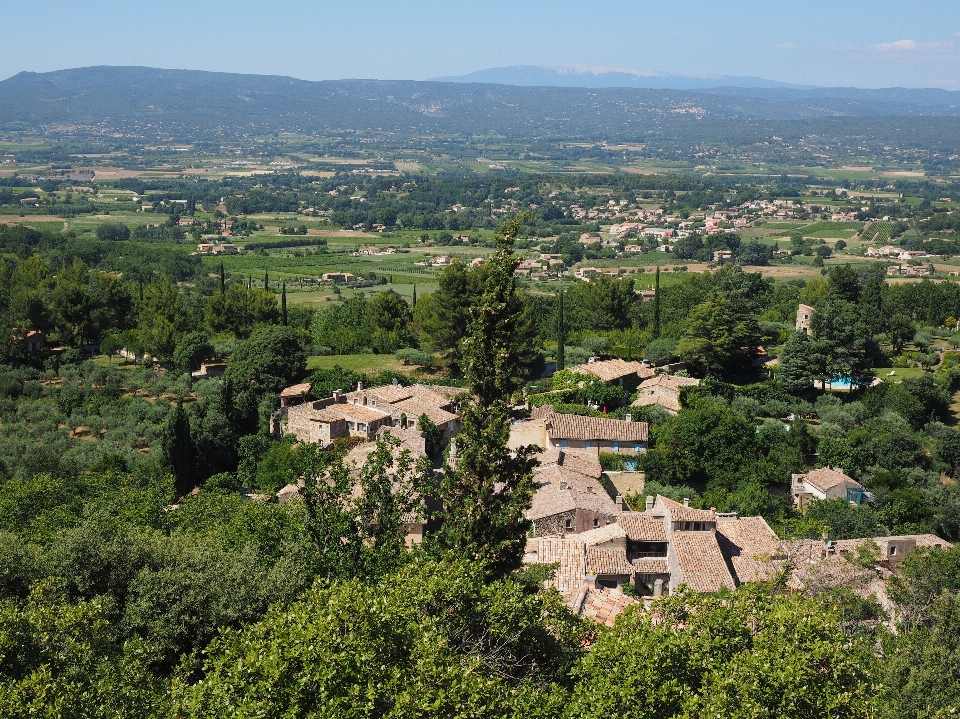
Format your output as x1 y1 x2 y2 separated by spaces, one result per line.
306 353 412 374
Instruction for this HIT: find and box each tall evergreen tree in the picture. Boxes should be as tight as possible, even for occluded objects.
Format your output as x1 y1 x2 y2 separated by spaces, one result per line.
263 270 269 290
556 290 566 371
412 283 417 308
281 281 288 326
163 399 195 497
653 265 661 340
421 216 538 578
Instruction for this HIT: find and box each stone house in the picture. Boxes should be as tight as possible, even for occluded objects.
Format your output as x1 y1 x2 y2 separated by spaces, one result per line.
566 357 655 388
631 374 701 415
796 303 815 335
524 494 786 600
792 466 866 510
508 409 649 455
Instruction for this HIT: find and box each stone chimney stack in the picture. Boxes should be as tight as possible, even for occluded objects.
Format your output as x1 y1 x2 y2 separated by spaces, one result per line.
683 498 690 507
333 389 342 402
645 495 654 512
624 414 632 423
357 381 363 391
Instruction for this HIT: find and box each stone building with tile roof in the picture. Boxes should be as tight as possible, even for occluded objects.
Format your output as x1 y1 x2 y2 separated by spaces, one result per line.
567 357 655 386
524 494 789 598
631 374 701 415
509 410 649 456
792 466 866 510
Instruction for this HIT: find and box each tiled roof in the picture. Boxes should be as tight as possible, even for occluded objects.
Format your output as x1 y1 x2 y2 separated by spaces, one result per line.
543 411 649 442
655 495 716 523
569 586 640 626
567 358 655 383
637 374 700 391
796 467 863 494
672 532 736 592
333 403 391 423
392 397 458 426
715 515 785 585
523 538 586 592
280 382 312 398
534 448 603 479
617 512 668 542
527 466 621 520
587 548 636 576
631 557 669 574
577 523 627 547
631 393 681 413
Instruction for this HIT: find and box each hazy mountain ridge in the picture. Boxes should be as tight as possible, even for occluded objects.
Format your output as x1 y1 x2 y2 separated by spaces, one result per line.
1 66 960 143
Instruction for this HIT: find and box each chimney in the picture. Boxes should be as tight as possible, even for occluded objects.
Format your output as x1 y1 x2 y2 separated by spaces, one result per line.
357 381 363 391
333 389 342 402
615 493 625 511
624 414 632 423
559 481 568 490
683 498 690 507
645 496 654 512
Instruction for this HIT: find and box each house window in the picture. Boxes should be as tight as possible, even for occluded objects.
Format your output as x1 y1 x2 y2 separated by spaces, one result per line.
634 443 643 453
613 442 620 453
890 546 897 556
565 518 572 531
593 518 600 528
561 440 569 450
585 441 592 450
846 488 863 504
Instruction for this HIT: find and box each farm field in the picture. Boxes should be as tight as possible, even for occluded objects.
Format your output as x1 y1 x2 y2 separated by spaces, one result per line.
306 353 411 374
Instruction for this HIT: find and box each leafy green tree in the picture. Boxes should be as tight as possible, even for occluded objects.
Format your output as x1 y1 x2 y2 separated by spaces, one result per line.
139 275 190 360
205 283 279 339
888 312 915 353
676 294 760 377
95 221 131 241
173 559 581 719
366 289 413 353
421 217 539 578
173 331 213 373
643 337 677 366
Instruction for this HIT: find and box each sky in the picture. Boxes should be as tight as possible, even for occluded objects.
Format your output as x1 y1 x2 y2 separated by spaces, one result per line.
2 0 960 89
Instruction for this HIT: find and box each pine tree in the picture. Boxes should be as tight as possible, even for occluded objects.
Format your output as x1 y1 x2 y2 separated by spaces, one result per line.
281 281 288 326
163 399 195 497
653 265 662 340
556 289 566 371
421 216 538 578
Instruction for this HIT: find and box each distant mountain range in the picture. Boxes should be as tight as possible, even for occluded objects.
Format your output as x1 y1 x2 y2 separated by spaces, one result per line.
1 66 959 145
431 65 815 90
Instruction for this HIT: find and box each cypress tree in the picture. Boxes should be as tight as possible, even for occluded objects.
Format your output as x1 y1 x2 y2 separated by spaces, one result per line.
556 290 566 371
219 262 225 295
163 399 195 498
264 270 269 290
412 283 417 308
653 265 662 340
281 281 288 326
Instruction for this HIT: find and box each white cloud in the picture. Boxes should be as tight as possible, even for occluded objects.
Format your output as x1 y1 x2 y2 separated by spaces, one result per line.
873 39 918 51
776 42 800 50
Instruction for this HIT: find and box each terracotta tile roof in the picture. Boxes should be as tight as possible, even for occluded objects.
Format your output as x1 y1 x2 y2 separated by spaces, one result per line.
392 397 458 425
631 557 669 574
617 512 668 542
567 358 655 383
587 548 636 576
631 392 681 413
715 515 786 585
523 538 586 592
577 523 627 547
280 382 312 398
796 467 863 494
534 448 603 479
655 495 716 523
569 586 640 625
543 411 649 442
527 466 621 521
332 403 391 423
638 374 701 391
672 532 736 592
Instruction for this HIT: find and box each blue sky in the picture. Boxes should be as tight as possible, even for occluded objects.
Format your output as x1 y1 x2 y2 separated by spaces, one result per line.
3 0 960 88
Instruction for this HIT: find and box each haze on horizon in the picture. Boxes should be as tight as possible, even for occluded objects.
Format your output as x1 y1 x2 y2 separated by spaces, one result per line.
2 0 960 90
